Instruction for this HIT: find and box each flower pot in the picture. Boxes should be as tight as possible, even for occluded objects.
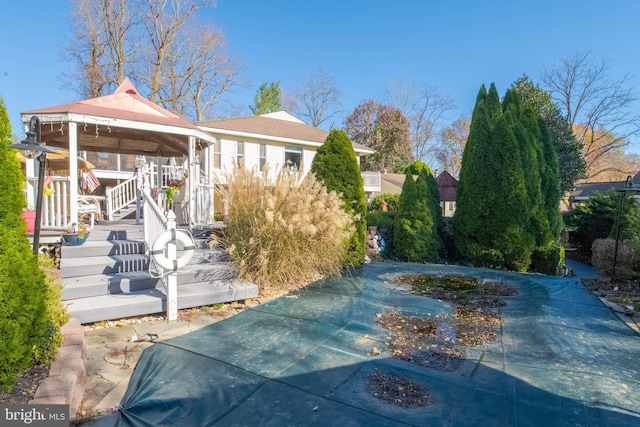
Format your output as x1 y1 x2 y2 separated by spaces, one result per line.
62 233 89 246
21 210 36 232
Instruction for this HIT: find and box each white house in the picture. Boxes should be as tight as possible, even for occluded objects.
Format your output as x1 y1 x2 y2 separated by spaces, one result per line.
196 111 380 213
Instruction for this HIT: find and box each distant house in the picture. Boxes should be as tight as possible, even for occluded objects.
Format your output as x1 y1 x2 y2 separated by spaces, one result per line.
376 170 458 217
435 170 458 217
568 173 640 208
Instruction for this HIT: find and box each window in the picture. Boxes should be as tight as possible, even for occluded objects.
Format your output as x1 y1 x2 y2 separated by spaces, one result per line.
213 139 221 169
260 144 267 171
284 145 302 171
237 141 245 167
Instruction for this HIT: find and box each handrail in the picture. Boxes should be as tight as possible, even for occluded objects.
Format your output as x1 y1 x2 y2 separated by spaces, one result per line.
142 178 168 252
142 175 194 322
105 173 138 220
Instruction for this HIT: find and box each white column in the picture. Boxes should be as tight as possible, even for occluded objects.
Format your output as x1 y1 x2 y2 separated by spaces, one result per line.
68 122 79 225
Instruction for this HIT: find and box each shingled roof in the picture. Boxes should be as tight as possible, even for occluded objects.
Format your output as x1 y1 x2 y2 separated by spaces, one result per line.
569 180 632 202
435 171 458 201
198 111 374 155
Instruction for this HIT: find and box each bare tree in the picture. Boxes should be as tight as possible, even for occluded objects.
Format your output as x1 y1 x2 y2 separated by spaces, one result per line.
138 0 211 103
290 68 342 128
62 0 110 98
541 51 640 179
433 117 470 178
63 0 245 120
380 80 455 163
102 0 138 86
186 25 246 121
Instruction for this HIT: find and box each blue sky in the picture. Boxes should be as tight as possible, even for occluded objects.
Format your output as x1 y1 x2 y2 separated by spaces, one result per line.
1 0 639 140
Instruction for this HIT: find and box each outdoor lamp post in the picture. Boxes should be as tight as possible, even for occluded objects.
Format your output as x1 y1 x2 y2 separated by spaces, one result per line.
10 116 57 255
612 175 639 283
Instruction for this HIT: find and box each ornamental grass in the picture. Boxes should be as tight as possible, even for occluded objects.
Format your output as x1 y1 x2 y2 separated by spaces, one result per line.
214 165 353 295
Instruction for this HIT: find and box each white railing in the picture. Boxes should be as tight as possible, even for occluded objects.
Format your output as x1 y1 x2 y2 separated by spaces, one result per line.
160 164 184 188
362 171 381 191
142 179 168 252
28 176 71 229
194 183 215 225
105 173 139 220
142 178 194 322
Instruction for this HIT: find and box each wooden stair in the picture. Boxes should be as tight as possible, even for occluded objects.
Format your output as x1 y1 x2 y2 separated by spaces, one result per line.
60 221 259 324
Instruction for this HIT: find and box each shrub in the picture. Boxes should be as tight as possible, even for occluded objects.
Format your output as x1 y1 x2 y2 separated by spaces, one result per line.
369 193 400 212
591 238 638 279
394 170 440 262
366 210 395 230
439 217 459 261
0 101 66 391
33 256 70 365
564 192 640 260
530 245 565 276
311 129 367 267
214 165 353 295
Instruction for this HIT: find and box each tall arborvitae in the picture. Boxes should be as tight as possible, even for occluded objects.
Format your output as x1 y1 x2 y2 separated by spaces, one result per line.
454 85 531 271
504 90 548 247
538 118 563 238
454 93 491 263
455 83 563 273
0 100 48 389
311 129 366 266
394 170 439 262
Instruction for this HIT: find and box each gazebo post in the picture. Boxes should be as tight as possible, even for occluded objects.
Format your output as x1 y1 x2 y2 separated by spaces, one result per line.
68 122 79 226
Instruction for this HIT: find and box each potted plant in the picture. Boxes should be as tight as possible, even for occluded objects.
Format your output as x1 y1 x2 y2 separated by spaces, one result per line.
62 222 89 246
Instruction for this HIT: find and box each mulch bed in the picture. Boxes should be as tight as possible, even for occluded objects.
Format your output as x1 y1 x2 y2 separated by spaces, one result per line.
0 365 50 405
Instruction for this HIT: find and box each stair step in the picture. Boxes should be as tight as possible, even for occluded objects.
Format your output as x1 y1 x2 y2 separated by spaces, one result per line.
60 254 150 278
61 239 145 258
62 263 237 300
65 279 259 324
86 228 144 240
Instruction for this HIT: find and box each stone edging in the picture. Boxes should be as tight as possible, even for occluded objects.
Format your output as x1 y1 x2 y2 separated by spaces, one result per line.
29 318 86 421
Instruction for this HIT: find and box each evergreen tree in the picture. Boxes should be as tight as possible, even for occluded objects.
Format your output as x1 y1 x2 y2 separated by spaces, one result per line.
454 85 532 271
250 81 282 115
512 76 586 193
311 129 366 266
0 100 48 390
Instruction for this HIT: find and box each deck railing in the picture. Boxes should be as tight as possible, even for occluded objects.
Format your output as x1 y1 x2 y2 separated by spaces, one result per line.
27 176 71 229
362 171 381 192
105 173 138 220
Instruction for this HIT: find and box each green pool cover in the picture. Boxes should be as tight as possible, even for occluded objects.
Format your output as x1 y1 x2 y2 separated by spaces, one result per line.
115 262 640 426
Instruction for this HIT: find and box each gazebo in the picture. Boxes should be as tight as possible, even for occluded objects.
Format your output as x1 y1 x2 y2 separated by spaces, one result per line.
21 79 216 228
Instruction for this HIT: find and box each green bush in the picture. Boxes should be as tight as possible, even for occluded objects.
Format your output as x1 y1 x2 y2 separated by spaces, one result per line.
214 165 353 295
311 129 367 267
366 210 395 230
33 257 70 365
0 101 67 391
530 245 565 276
369 193 400 212
439 217 459 261
564 192 640 260
394 170 440 262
